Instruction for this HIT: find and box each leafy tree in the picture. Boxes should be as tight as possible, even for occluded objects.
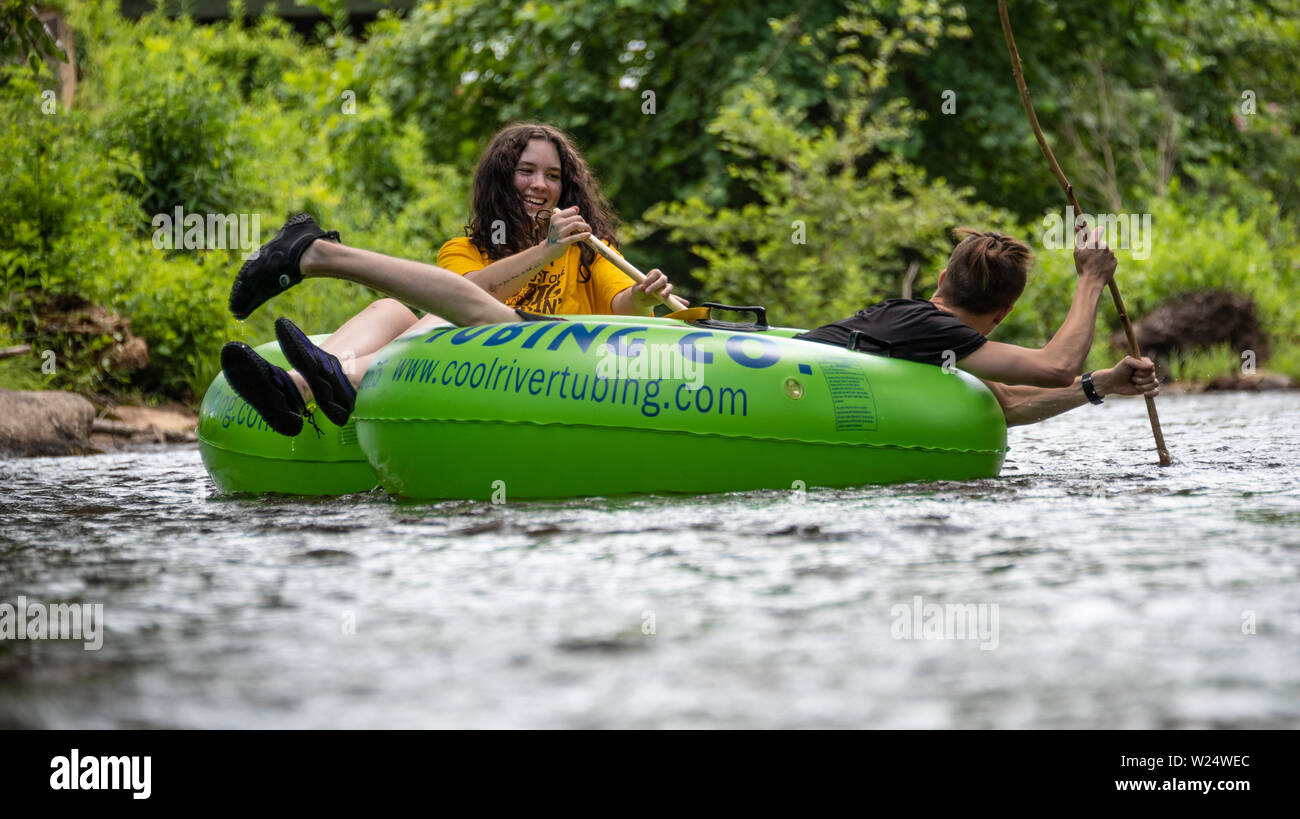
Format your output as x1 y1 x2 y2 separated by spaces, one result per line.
368 0 843 220
0 1 66 72
893 0 1300 220
639 2 1010 329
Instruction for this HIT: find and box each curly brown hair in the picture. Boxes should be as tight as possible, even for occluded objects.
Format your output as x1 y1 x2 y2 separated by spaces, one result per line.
467 123 619 283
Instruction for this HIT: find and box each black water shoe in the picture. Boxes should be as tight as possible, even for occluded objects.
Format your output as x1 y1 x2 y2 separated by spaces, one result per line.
228 213 340 320
220 341 310 437
275 317 357 427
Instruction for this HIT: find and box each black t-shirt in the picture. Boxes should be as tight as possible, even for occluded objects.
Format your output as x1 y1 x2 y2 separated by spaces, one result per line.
794 299 987 367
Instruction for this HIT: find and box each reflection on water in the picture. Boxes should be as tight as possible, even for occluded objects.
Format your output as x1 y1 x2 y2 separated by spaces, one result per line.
1 392 1297 728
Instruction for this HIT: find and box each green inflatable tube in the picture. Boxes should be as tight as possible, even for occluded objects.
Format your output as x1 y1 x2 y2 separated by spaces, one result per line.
352 315 1008 500
197 336 377 495
197 318 1007 498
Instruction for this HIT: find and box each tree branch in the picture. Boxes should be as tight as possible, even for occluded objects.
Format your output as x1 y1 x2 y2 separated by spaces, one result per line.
995 0 1171 466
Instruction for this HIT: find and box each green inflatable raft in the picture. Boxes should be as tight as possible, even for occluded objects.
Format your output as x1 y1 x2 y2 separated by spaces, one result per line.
197 335 377 495
197 314 1008 498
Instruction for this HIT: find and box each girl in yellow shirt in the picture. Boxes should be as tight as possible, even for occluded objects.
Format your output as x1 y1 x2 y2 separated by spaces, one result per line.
437 123 670 316
221 123 682 436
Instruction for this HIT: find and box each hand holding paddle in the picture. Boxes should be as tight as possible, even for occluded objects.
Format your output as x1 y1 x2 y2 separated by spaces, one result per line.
550 207 690 312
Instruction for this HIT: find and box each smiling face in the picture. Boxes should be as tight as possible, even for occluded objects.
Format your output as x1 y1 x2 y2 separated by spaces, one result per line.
514 138 563 219
470 123 612 261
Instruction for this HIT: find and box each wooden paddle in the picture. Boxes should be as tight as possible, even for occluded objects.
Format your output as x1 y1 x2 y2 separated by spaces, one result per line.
551 208 690 312
997 0 1172 466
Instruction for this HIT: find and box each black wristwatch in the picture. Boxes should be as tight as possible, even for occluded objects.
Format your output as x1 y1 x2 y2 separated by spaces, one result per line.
1081 371 1104 405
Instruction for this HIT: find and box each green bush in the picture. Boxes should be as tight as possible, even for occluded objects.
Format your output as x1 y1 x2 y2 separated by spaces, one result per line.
0 65 130 306
996 188 1298 370
42 2 471 400
0 55 148 392
1165 343 1242 384
78 12 251 223
640 4 1002 330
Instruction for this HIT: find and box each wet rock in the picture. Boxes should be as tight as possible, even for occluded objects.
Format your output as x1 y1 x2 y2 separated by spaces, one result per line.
0 388 98 457
90 404 198 449
1115 290 1265 374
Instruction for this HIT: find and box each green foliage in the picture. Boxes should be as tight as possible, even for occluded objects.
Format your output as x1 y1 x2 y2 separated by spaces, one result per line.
0 2 471 400
0 354 51 391
640 3 1005 329
995 185 1299 372
2 0 1298 403
1266 343 1300 381
0 65 132 303
0 56 149 392
895 0 1300 224
0 1 67 72
81 11 259 221
372 0 843 227
1165 343 1242 384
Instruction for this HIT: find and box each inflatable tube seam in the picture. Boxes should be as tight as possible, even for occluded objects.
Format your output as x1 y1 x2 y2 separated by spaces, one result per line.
351 416 1008 457
197 435 368 464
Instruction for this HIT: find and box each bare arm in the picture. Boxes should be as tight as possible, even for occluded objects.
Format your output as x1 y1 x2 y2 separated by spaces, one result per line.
461 207 591 301
958 227 1117 387
960 338 1089 388
463 243 569 301
985 355 1159 426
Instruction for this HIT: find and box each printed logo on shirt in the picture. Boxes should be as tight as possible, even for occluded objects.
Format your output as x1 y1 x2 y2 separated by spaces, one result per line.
510 268 565 314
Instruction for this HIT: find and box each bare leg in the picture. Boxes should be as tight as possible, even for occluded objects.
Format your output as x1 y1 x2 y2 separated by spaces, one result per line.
316 298 420 358
391 312 454 339
300 241 517 326
284 303 452 399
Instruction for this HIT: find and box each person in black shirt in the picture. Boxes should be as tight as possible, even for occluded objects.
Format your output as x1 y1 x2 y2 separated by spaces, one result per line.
796 227 1160 425
796 298 988 368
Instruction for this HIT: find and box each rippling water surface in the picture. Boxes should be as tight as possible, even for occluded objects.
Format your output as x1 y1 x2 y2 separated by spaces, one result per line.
1 392 1297 728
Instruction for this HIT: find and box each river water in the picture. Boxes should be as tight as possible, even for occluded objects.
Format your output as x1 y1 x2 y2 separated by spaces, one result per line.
1 391 1297 728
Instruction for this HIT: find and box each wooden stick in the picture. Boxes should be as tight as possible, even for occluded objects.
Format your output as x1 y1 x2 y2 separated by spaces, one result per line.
0 344 32 359
550 210 689 312
584 234 690 313
997 0 1172 466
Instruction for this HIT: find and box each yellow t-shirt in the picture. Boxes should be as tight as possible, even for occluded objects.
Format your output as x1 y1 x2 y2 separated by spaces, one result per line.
436 237 640 316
